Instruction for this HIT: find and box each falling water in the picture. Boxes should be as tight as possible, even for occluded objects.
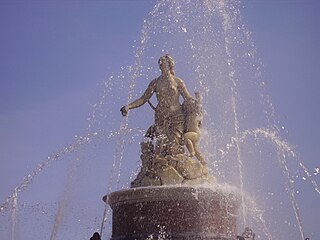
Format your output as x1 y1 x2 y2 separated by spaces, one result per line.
218 127 307 239
50 157 81 240
1 0 319 239
0 131 101 214
0 126 148 239
93 0 318 238
299 162 320 195
218 0 246 225
11 188 18 240
97 3 167 233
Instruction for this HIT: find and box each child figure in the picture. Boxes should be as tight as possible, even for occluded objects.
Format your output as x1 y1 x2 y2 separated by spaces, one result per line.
182 92 206 165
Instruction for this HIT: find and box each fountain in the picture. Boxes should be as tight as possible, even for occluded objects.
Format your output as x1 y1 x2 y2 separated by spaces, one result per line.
104 54 239 239
0 1 319 240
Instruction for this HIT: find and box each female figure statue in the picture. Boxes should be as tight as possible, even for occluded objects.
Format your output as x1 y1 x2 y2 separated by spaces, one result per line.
120 54 192 157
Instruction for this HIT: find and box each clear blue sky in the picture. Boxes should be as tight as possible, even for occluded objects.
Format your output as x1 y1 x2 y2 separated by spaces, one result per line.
0 1 319 239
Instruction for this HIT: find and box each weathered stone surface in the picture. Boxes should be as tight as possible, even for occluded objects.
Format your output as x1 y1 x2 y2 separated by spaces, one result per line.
182 175 216 186
176 157 204 179
140 175 161 187
105 186 240 240
132 152 215 187
157 165 184 185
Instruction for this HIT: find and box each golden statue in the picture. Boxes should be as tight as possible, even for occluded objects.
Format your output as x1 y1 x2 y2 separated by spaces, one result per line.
121 55 213 187
121 54 192 156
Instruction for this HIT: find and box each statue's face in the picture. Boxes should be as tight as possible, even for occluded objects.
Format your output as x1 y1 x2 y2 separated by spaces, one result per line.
159 58 170 73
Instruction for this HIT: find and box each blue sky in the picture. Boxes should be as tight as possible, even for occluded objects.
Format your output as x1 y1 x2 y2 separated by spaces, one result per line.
0 1 319 239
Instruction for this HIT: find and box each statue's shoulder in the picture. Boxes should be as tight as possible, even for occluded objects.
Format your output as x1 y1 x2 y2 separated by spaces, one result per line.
147 77 160 93
149 77 158 87
173 76 185 85
153 76 161 83
173 76 182 81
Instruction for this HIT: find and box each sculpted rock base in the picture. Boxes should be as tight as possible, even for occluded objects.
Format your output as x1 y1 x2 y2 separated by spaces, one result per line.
131 154 215 188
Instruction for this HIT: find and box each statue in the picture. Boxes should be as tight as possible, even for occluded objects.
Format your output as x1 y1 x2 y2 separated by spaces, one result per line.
121 54 191 156
121 54 214 187
182 91 206 165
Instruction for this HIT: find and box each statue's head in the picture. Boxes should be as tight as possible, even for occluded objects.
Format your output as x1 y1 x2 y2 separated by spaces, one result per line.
158 54 175 75
195 91 202 102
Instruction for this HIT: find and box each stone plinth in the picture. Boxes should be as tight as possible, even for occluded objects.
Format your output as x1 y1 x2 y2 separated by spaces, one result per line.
103 185 240 240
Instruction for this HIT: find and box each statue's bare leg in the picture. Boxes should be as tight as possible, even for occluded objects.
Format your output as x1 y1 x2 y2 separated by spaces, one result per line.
184 132 206 164
184 132 197 157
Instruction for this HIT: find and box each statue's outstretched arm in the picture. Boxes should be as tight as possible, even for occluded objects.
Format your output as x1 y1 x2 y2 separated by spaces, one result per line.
121 79 156 116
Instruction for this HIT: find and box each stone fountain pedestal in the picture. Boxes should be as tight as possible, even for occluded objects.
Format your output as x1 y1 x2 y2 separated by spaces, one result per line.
103 185 240 240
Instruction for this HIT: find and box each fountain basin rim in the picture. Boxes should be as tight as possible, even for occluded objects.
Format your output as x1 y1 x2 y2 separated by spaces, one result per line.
103 184 241 208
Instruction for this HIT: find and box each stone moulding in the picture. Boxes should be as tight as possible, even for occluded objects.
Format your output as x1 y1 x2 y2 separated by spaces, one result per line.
103 185 240 240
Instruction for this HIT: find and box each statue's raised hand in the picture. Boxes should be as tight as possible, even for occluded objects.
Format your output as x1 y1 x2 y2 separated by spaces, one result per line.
120 106 129 116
